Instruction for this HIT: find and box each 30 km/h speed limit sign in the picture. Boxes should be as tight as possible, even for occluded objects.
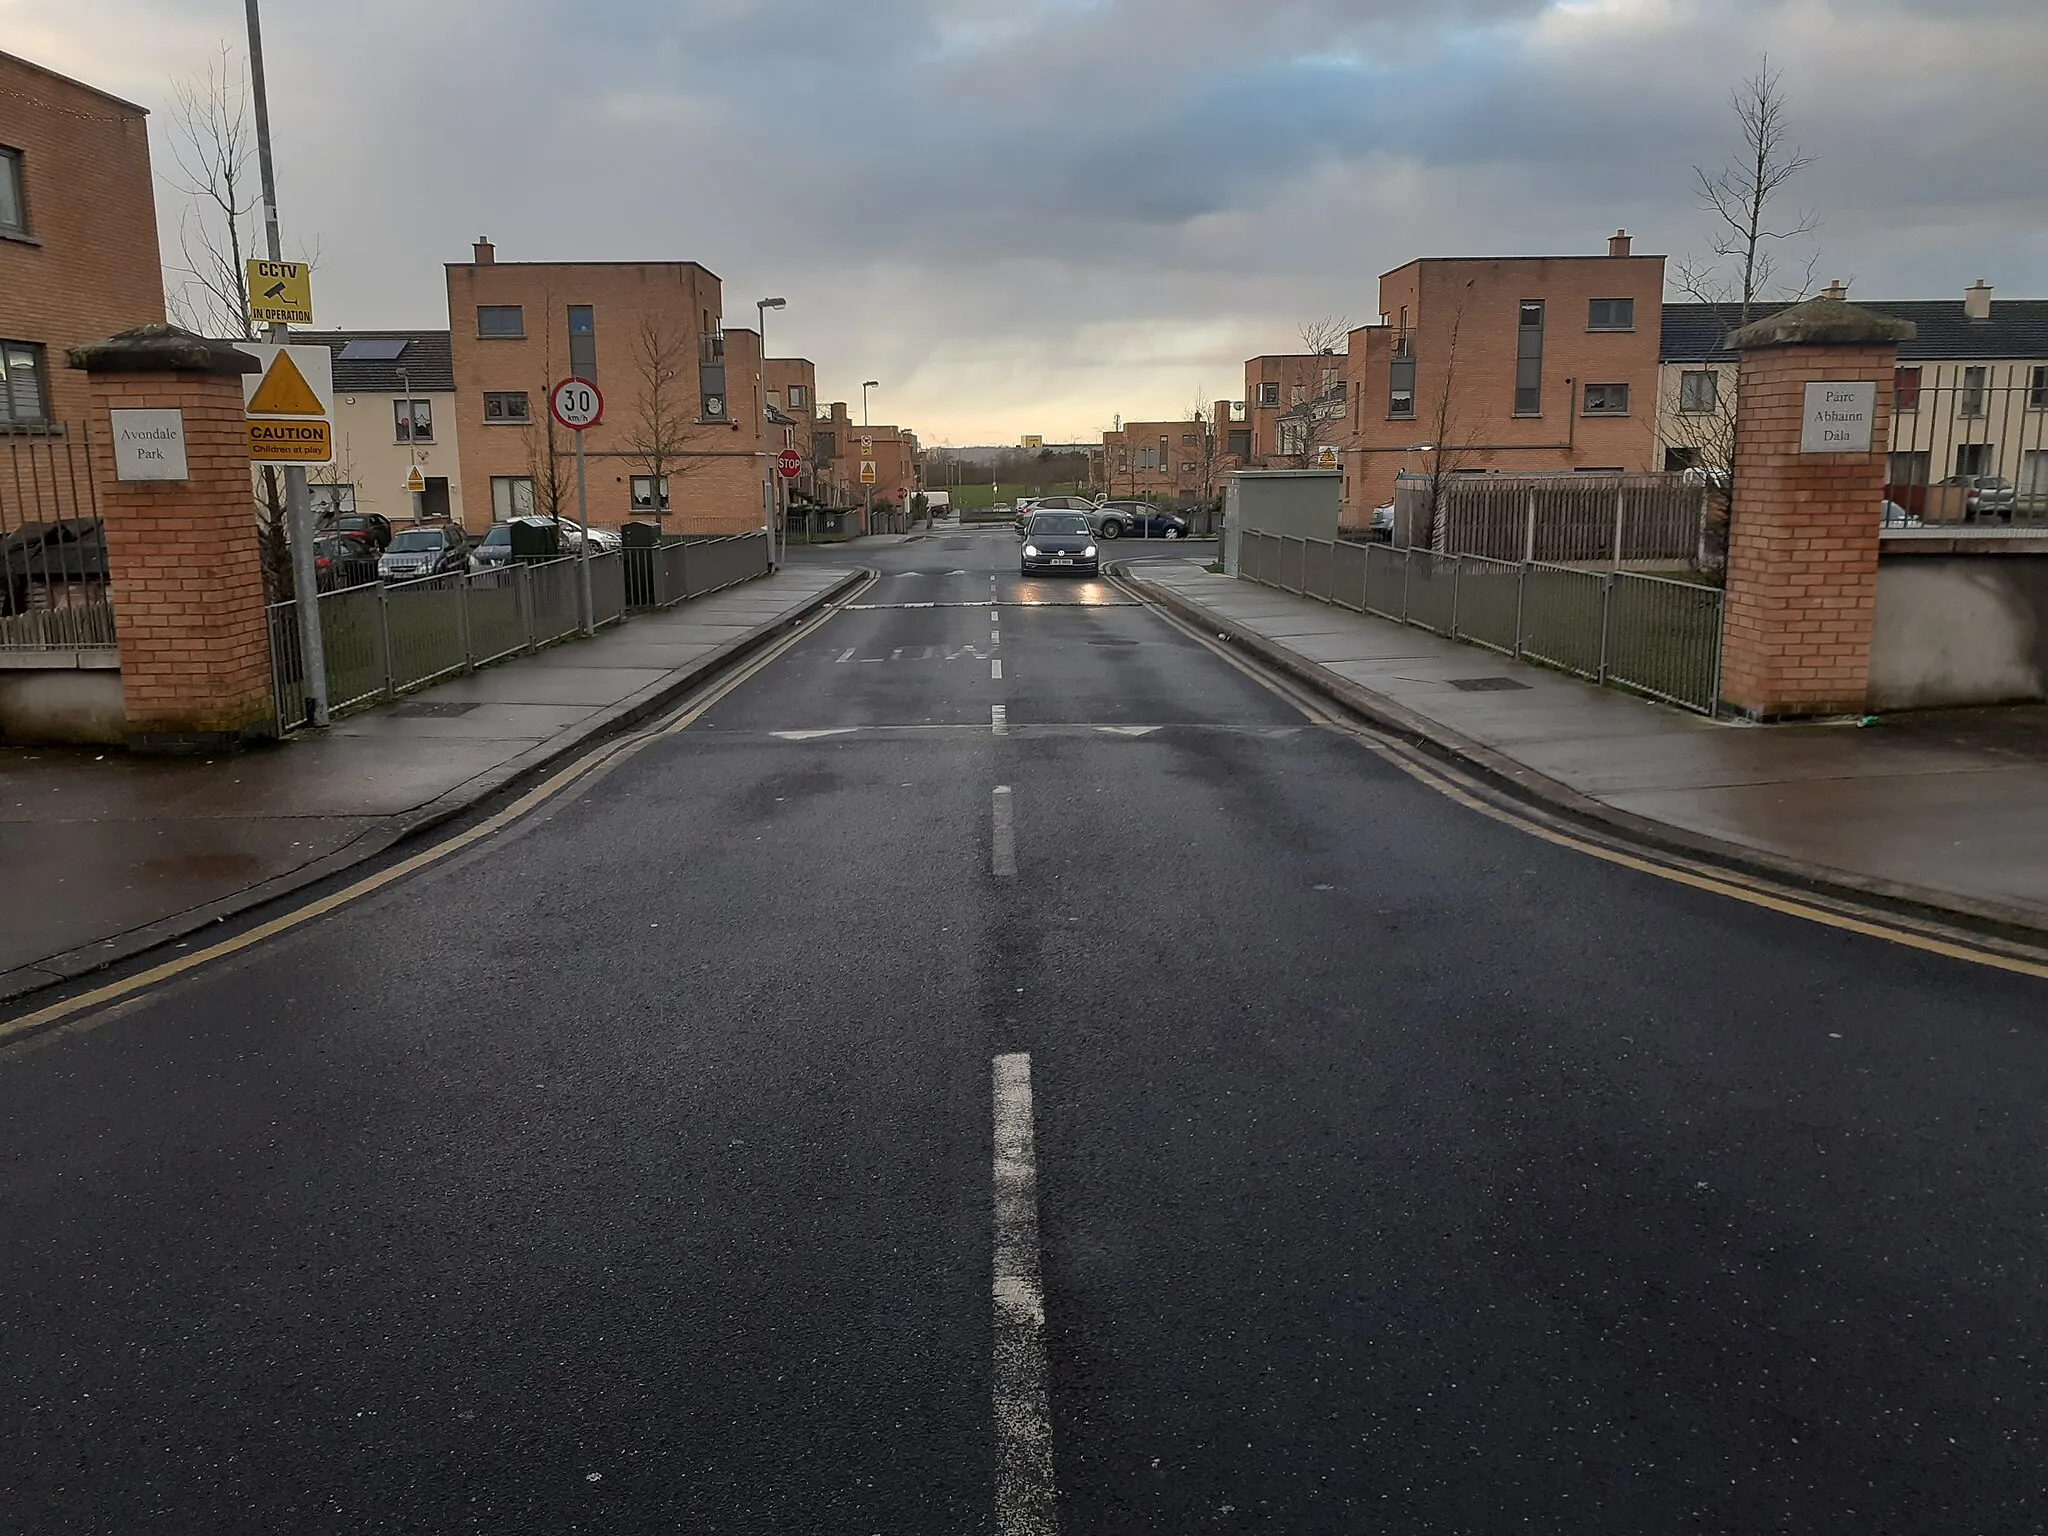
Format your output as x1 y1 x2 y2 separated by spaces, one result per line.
550 377 604 430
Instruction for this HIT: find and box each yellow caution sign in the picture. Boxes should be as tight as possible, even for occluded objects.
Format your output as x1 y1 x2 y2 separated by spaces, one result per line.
860 460 877 484
247 350 325 416
249 419 333 462
246 259 314 326
404 465 426 494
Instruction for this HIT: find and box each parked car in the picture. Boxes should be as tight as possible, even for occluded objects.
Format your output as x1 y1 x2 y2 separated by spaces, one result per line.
321 512 392 552
1020 510 1099 576
1092 500 1190 540
377 524 471 581
1935 474 2016 520
469 518 617 571
1366 502 1396 542
1017 495 1095 534
1880 499 1921 529
312 531 378 591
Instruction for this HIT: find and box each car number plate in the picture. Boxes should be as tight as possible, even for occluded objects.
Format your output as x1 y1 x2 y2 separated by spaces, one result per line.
1051 557 1074 565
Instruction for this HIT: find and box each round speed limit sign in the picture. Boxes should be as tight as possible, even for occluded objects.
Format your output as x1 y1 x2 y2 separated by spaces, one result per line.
549 377 604 431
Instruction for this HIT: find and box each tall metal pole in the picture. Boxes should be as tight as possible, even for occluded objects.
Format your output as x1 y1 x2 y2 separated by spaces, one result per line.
574 428 594 636
245 0 327 727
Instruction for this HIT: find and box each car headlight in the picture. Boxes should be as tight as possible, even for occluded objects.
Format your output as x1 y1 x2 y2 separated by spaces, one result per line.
1022 544 1038 557
1084 545 1097 558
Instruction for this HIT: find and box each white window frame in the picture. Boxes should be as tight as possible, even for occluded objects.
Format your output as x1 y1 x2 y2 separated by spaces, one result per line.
1679 370 1718 414
490 475 535 521
630 474 670 512
393 397 434 442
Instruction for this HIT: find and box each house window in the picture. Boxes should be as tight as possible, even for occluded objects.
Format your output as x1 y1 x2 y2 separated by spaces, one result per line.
1181 432 1197 447
490 475 535 521
1679 370 1718 413
2030 366 2048 411
1227 429 1251 457
483 391 530 423
308 482 356 515
1961 366 1988 417
2021 449 2048 499
567 304 596 379
1887 451 1930 489
393 398 433 442
0 340 48 424
1257 381 1280 408
1954 443 1992 477
1582 383 1630 415
1894 366 1922 412
1664 446 1700 472
1515 300 1544 415
630 475 670 512
1388 357 1416 418
1587 298 1634 331
476 305 524 338
0 147 25 236
1180 462 1197 473
787 383 808 409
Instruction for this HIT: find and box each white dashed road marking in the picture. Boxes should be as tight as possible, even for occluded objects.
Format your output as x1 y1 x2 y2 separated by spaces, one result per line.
992 1052 1056 1536
992 705 1009 736
991 786 1016 877
992 659 1003 680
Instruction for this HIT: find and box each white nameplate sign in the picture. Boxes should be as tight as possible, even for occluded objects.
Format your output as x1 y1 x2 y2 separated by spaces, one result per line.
110 408 190 481
1800 381 1875 454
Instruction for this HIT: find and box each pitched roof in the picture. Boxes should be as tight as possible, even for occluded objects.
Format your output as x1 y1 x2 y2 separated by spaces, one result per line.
291 331 455 392
1662 301 2048 362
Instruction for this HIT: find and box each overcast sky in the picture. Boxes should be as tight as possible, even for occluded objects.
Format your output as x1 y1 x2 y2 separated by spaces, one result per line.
12 0 2047 443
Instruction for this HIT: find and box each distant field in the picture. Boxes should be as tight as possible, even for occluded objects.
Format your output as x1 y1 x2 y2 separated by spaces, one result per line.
947 481 1092 510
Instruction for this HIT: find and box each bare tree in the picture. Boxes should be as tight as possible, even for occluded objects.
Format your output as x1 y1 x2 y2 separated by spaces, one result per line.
1297 315 1350 358
163 44 259 338
1686 55 1820 325
517 295 574 529
620 315 694 525
1413 285 1482 545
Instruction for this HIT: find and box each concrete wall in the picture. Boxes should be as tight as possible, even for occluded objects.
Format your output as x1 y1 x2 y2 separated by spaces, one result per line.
1869 554 2048 709
0 665 125 745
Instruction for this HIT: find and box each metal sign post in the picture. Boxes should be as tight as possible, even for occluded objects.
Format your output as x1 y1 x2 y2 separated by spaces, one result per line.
245 0 327 726
550 377 604 636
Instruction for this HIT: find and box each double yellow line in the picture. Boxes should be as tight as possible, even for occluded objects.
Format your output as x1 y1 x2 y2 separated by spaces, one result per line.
0 571 878 1048
1122 574 2048 983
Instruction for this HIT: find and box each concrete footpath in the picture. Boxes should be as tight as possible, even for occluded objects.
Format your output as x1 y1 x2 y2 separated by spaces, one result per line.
1125 556 2048 935
0 565 860 1002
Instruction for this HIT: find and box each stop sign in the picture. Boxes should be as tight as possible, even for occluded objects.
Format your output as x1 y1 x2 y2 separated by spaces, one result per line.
775 447 803 479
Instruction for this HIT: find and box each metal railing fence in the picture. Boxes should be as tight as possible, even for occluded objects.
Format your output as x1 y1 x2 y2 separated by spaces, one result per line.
620 531 770 610
268 551 647 732
1886 364 2048 526
1392 471 1711 571
1 425 115 655
1236 530 1723 714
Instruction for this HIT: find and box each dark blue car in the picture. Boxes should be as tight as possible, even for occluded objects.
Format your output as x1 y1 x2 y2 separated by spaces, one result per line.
1092 501 1190 540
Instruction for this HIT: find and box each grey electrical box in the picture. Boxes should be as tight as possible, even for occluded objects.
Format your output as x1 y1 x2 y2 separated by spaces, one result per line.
1223 470 1341 574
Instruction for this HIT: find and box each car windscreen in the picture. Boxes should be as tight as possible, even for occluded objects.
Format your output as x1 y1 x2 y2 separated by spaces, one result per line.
388 530 445 551
1030 514 1090 535
479 525 512 546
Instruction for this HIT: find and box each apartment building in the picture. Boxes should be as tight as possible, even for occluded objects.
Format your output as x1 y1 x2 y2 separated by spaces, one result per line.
811 400 919 522
1244 354 1345 464
0 50 164 432
294 331 464 526
1659 280 2048 507
1102 419 1211 502
444 241 764 534
1338 232 1666 521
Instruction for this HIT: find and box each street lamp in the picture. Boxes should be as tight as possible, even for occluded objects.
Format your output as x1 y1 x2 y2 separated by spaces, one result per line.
862 379 878 427
757 298 787 565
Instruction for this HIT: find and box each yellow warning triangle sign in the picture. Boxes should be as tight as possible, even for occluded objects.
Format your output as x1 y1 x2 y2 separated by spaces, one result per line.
248 350 325 416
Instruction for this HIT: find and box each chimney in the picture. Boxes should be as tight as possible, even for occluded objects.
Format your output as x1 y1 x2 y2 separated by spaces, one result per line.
1821 279 1848 300
1964 278 1993 320
1607 229 1631 258
473 237 495 266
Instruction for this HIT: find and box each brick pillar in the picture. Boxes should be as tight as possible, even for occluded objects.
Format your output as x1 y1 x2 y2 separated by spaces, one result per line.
68 325 273 750
1718 298 1917 719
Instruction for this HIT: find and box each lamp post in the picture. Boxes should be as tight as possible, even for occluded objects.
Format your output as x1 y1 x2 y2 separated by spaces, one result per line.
398 364 423 523
756 298 786 565
861 379 879 532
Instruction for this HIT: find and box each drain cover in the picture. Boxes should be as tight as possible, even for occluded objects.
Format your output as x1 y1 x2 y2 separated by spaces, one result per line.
390 700 483 718
1446 676 1530 692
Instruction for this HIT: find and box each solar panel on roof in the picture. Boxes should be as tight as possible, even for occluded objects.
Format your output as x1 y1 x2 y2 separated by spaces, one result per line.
337 337 410 361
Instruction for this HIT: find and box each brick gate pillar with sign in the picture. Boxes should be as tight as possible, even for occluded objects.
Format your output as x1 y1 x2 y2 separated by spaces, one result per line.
1717 298 1916 719
68 325 276 749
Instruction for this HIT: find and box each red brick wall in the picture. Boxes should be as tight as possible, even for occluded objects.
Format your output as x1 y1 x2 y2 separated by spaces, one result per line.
1719 343 1896 717
86 369 274 741
0 55 165 429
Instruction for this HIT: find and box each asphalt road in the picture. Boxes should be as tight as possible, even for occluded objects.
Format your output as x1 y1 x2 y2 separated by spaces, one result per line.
4 524 2047 1533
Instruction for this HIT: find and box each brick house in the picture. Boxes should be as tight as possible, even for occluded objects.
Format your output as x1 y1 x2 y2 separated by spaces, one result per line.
1101 419 1212 503
1243 354 1345 466
0 50 165 433
444 241 765 534
810 400 919 525
293 331 465 527
1337 232 1666 524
